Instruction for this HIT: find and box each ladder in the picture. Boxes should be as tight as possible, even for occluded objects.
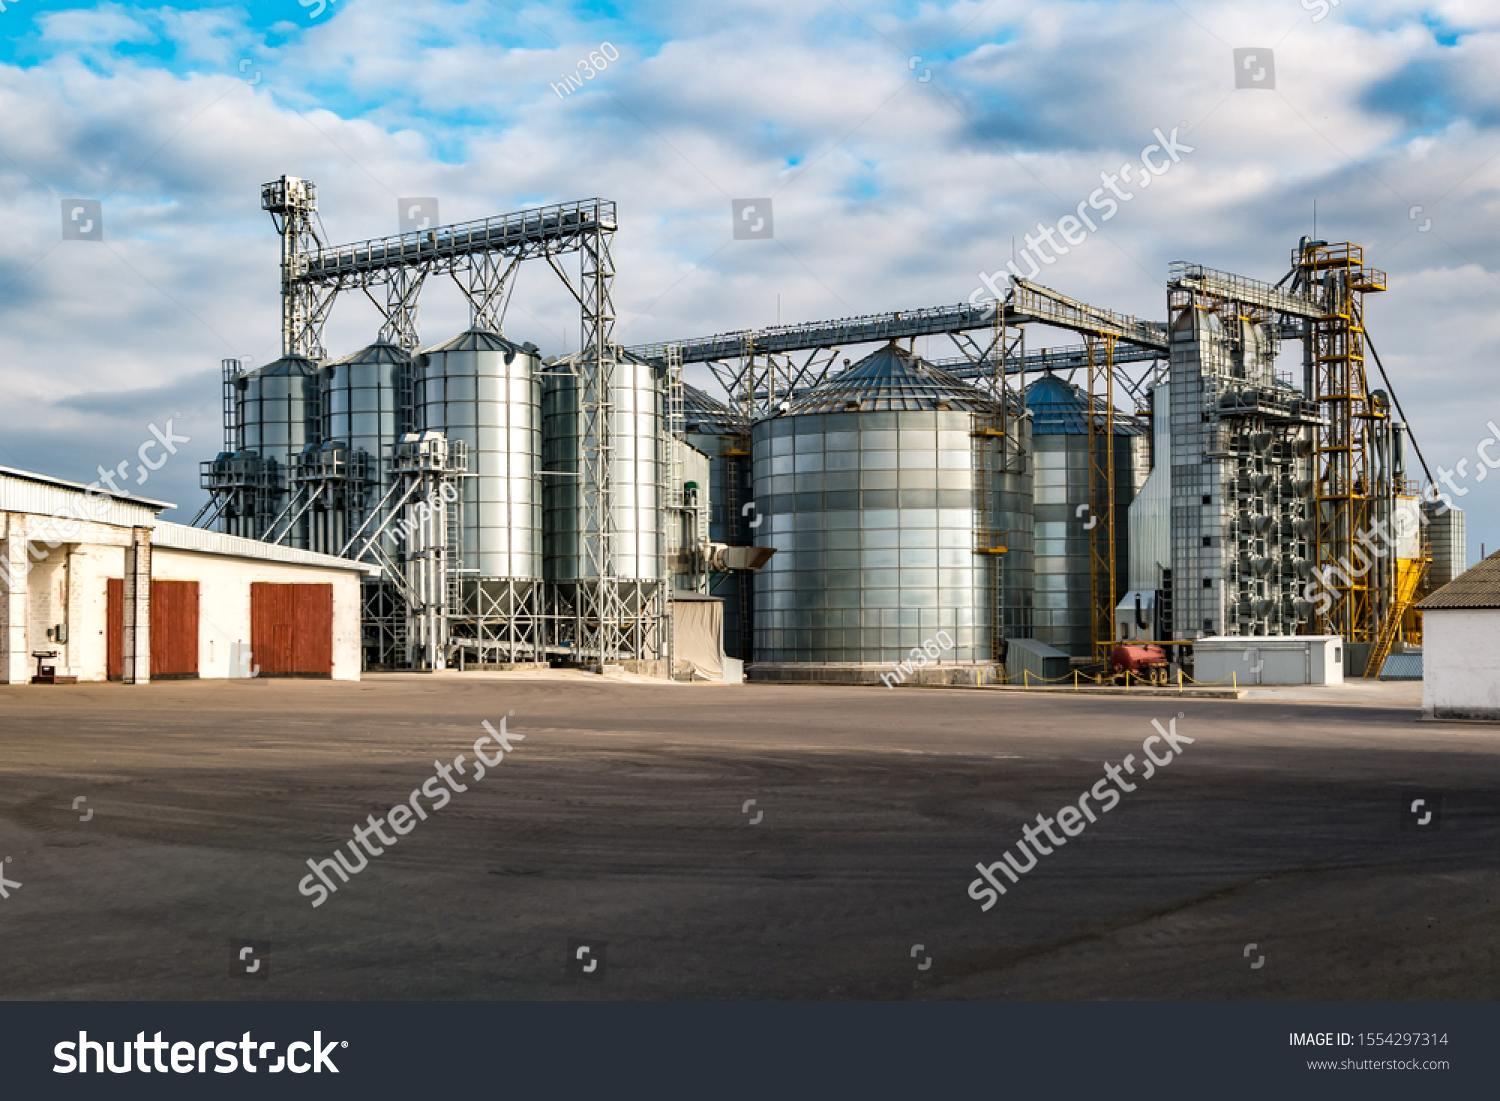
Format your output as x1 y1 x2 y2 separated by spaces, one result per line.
971 414 1008 661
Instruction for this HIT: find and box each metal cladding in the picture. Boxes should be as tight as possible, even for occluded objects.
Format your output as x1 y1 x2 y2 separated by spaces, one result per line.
324 342 408 485
542 358 664 584
415 329 542 581
237 354 320 546
750 343 1032 665
1026 373 1148 657
1164 297 1321 640
321 341 408 555
682 382 753 659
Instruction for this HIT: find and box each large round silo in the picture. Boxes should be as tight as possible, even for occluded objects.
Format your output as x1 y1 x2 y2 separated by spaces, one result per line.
414 329 543 663
749 343 1032 677
542 356 665 660
236 354 320 546
1025 373 1148 657
321 341 408 556
683 382 753 660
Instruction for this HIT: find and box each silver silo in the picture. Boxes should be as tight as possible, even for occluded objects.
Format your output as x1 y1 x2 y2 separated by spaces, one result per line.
414 329 543 663
684 382 753 660
320 341 408 556
237 353 321 547
749 343 1032 674
1026 374 1148 657
542 356 666 661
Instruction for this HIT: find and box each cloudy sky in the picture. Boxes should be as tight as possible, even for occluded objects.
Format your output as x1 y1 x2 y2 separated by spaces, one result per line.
1 0 1497 556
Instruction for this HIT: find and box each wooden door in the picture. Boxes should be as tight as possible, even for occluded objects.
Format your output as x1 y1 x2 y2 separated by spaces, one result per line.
150 580 199 678
251 582 333 676
106 578 123 681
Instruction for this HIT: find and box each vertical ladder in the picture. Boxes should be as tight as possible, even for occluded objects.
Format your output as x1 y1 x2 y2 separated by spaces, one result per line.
663 345 684 674
971 414 1008 661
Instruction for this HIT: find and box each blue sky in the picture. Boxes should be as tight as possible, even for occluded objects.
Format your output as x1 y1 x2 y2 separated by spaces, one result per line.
2 0 1499 558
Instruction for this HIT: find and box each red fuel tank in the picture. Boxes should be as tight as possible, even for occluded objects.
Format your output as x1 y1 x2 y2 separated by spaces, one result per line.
1110 643 1168 673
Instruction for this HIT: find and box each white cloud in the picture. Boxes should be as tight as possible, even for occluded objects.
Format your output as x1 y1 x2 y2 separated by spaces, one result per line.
0 0 1498 551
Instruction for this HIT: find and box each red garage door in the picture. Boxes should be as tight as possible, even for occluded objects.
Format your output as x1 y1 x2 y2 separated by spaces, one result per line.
250 583 333 677
106 578 200 680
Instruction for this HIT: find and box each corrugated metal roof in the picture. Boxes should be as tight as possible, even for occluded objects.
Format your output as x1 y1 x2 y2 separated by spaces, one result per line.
247 354 319 378
683 383 743 436
328 341 409 366
416 329 531 356
1378 652 1423 680
0 467 173 533
1416 550 1500 610
1025 373 1148 436
786 343 1002 415
151 521 380 573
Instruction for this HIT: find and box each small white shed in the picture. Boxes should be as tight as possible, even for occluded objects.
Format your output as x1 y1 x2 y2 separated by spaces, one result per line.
1418 553 1500 720
1191 635 1344 686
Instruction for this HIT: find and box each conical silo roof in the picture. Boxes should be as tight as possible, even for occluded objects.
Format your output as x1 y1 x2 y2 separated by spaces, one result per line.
247 353 319 377
417 328 531 356
683 382 743 435
328 340 409 366
786 342 1000 415
1025 373 1147 436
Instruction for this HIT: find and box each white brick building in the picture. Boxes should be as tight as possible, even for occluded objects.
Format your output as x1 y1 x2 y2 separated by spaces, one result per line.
2 465 375 684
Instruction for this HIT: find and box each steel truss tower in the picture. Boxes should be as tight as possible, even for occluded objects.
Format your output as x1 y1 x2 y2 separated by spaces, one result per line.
1290 242 1411 670
226 177 658 669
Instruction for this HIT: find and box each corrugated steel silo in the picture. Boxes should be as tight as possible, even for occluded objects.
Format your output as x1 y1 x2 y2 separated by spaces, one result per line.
414 329 543 662
321 341 408 555
236 353 320 547
542 357 665 659
749 343 1032 672
1026 373 1148 657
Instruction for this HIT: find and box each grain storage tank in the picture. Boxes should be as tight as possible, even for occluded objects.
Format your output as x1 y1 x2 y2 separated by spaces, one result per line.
1025 373 1148 657
542 355 665 661
749 342 1032 676
414 329 543 663
236 353 320 546
683 382 753 659
321 341 408 555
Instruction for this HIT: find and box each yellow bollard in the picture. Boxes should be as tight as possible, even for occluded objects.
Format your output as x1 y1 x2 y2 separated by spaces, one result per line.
1232 671 1237 691
1178 668 1183 695
1074 669 1079 691
1024 670 1030 688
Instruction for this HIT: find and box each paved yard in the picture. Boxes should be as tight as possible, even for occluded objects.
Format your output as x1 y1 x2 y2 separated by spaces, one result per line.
0 673 1495 999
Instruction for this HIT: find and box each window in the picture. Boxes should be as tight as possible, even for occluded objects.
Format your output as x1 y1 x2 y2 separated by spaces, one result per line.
1202 578 1212 588
1201 536 1212 546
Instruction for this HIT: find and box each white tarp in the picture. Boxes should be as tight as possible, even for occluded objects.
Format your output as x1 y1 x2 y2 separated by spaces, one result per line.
672 595 725 681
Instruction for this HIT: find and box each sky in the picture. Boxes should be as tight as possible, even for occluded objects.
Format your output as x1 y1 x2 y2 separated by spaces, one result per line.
1 0 1497 559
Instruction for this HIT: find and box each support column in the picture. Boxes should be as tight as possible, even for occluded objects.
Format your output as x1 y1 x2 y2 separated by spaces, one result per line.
1 514 30 684
122 526 152 685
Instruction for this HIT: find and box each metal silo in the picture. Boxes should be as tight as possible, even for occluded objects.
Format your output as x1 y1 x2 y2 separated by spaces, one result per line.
1025 373 1148 657
749 342 1031 675
542 356 666 661
414 329 543 663
320 341 407 556
683 382 754 659
237 353 320 546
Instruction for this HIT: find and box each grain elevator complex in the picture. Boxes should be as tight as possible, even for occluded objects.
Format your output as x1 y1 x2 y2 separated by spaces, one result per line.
190 176 1463 683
